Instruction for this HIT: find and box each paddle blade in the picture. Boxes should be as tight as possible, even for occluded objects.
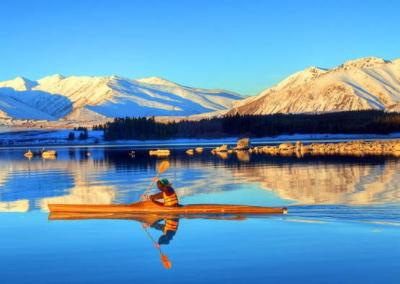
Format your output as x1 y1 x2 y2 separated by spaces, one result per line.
160 254 172 269
158 161 170 174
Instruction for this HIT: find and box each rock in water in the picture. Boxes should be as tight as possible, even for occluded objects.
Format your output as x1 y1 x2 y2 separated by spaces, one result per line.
236 138 250 150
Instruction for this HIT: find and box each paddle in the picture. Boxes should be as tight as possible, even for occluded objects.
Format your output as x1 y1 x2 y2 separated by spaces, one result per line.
160 253 172 269
142 223 172 269
138 160 172 268
140 160 170 201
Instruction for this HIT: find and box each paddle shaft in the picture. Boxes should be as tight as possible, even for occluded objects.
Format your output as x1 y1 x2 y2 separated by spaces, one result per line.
141 224 172 269
142 225 161 251
140 173 160 200
139 161 170 201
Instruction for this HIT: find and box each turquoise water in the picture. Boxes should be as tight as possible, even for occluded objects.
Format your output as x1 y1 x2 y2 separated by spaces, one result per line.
0 147 399 283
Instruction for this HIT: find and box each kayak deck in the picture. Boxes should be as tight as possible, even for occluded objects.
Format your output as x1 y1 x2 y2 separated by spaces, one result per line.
48 201 287 215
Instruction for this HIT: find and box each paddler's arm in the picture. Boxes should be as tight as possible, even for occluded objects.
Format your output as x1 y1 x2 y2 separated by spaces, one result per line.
150 220 165 232
158 231 176 245
150 192 163 201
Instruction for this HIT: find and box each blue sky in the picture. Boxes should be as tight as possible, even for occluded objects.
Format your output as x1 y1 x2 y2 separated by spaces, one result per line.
1 0 399 95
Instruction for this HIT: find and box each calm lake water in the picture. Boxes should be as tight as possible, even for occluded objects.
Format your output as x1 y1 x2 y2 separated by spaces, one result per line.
0 146 399 283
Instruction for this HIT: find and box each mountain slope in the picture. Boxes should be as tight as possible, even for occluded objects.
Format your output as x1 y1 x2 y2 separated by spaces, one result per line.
228 57 400 115
0 75 241 123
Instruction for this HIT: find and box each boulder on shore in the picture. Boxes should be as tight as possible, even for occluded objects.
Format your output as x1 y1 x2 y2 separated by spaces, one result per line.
235 138 250 150
195 147 204 153
211 144 229 153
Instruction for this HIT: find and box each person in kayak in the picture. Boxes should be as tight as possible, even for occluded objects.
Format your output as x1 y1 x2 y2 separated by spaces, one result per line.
149 178 179 207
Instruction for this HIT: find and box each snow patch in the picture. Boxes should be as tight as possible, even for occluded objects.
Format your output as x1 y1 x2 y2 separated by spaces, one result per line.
136 77 179 87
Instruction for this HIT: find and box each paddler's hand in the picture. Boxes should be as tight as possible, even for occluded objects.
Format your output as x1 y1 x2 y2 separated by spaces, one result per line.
142 223 150 229
141 194 150 200
152 177 159 182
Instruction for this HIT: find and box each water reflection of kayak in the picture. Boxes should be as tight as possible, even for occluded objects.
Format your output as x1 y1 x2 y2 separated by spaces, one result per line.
48 200 287 215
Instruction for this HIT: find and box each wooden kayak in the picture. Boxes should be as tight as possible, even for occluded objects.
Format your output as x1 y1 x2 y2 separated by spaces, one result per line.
48 200 287 215
49 212 249 222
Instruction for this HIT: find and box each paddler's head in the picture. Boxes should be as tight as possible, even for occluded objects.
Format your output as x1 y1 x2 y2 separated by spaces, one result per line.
157 178 171 189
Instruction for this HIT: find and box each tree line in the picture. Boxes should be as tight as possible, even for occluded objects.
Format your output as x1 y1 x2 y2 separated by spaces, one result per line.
67 128 89 141
93 110 400 140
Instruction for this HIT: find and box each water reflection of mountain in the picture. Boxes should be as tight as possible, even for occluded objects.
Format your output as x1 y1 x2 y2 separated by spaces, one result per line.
230 160 400 205
149 154 400 205
0 200 29 212
0 148 399 212
0 169 73 202
166 156 400 205
0 149 118 211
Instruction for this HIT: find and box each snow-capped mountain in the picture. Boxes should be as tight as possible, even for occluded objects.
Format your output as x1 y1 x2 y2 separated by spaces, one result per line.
2 56 399 128
228 57 400 115
0 75 241 124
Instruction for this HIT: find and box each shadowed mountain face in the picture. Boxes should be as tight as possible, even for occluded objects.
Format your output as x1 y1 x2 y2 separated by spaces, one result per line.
0 148 399 213
0 87 73 120
228 57 400 115
0 75 241 124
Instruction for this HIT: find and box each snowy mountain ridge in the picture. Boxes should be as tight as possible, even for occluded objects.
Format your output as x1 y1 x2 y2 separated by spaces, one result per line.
0 75 242 125
2 56 400 128
228 57 400 115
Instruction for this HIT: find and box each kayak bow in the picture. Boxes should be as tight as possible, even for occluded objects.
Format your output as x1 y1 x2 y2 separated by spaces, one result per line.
48 201 287 215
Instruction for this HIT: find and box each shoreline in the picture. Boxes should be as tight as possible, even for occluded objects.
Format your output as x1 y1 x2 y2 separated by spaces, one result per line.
1 129 400 148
